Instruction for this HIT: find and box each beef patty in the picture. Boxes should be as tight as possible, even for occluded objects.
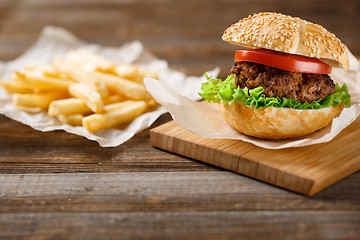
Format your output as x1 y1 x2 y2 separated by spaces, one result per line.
231 61 335 103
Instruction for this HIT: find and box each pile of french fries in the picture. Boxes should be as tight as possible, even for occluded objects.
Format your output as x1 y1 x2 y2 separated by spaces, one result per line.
0 49 159 132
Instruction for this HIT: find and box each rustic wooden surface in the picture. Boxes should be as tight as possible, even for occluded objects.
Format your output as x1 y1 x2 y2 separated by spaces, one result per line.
0 0 359 239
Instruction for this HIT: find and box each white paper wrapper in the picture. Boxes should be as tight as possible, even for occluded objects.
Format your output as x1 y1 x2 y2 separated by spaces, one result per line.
145 48 360 149
0 26 219 147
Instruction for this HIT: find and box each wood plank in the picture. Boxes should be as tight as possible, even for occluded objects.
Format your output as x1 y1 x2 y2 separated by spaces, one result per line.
0 211 359 240
150 120 360 196
1 172 359 213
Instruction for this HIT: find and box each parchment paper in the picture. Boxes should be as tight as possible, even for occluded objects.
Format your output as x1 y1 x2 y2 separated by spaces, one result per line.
0 26 219 147
144 48 360 149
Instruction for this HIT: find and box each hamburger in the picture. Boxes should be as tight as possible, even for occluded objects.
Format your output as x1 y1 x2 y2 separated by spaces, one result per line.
199 12 351 139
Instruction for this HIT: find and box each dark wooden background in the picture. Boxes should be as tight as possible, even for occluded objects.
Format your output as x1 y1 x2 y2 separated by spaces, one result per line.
1 0 359 78
0 0 359 239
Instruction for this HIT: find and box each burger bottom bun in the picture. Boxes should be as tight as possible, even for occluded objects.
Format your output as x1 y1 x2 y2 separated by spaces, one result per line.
220 102 344 139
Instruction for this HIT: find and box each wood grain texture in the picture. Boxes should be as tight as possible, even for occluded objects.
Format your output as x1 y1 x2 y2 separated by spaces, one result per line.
1 212 359 240
1 172 359 213
0 0 359 79
0 0 359 239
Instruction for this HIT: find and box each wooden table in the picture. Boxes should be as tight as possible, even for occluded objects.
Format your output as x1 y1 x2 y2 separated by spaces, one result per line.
1 1 359 239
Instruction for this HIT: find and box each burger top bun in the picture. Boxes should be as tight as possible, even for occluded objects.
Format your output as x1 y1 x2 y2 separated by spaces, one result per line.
222 12 349 70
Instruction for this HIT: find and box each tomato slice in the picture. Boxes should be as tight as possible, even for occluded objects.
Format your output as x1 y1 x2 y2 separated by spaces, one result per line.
234 49 332 74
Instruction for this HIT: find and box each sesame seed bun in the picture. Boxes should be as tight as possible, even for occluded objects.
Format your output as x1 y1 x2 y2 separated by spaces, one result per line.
222 12 349 70
220 102 344 139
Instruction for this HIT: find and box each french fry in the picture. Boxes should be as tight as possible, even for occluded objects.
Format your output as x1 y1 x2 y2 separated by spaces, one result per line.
146 98 159 108
0 79 33 93
93 72 151 100
82 100 147 132
69 83 104 113
103 101 135 112
114 64 158 84
12 91 69 110
114 64 139 81
53 58 109 98
137 68 159 83
57 114 84 126
103 94 128 105
65 49 115 72
24 64 60 78
12 71 33 85
48 98 91 116
26 75 73 92
13 70 73 92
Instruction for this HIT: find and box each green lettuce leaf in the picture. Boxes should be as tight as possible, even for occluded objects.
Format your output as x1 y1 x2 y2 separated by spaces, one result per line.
198 73 351 109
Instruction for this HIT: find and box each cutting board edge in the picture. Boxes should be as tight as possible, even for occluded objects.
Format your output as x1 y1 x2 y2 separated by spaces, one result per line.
308 163 360 196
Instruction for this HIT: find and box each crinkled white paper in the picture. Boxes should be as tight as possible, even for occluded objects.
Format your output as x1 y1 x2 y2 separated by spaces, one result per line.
145 48 360 149
0 26 219 147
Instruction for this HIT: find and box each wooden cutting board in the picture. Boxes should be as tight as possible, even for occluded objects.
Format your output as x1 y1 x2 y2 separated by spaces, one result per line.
150 119 360 196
